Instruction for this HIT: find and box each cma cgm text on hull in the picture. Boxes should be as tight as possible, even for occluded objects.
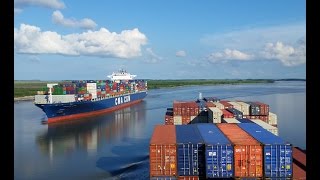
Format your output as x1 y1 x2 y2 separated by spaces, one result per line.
34 69 147 124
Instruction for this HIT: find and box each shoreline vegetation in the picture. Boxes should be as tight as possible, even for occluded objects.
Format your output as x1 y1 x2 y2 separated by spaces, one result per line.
14 79 305 100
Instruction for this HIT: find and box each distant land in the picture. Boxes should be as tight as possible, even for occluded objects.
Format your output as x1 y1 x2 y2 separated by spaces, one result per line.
14 79 305 99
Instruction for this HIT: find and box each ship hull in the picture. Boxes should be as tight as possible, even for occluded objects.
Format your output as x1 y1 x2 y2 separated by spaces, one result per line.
35 91 147 124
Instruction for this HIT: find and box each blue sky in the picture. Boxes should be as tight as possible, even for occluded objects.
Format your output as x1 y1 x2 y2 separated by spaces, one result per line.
14 0 306 80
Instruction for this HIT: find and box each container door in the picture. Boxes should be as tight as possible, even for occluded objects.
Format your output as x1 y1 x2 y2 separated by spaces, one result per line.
264 145 292 178
205 145 233 178
177 143 204 177
150 144 177 177
234 145 262 178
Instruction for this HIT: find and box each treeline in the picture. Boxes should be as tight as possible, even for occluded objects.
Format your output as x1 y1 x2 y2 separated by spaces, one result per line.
147 79 274 89
14 79 274 97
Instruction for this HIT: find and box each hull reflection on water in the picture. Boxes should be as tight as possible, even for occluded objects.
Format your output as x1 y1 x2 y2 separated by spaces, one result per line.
36 102 146 158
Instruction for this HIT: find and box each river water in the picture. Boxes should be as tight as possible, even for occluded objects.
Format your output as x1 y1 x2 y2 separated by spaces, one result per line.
14 81 306 180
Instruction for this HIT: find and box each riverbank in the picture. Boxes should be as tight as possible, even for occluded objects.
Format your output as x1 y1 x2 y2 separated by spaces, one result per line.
14 96 35 102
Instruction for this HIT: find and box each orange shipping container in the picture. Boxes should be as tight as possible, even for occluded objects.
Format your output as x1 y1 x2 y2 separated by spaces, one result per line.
150 125 177 177
216 124 263 178
293 147 306 167
293 163 306 179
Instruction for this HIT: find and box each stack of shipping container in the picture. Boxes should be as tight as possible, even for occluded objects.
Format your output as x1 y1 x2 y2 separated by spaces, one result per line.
164 99 278 128
36 80 147 103
150 123 293 179
152 96 301 179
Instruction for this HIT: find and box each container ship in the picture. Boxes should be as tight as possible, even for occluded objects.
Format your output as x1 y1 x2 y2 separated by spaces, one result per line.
34 69 147 124
150 96 306 179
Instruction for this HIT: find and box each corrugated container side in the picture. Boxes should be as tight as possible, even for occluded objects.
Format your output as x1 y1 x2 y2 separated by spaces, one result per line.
250 119 278 136
246 102 261 115
268 112 278 126
174 116 182 125
175 125 205 177
150 125 177 177
195 124 234 179
235 101 250 115
237 123 292 178
165 114 174 125
207 107 222 123
254 101 270 115
181 115 191 125
216 123 263 178
222 118 240 123
292 147 306 167
292 163 306 179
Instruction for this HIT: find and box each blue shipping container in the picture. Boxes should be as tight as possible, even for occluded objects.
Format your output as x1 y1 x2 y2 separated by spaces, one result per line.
237 123 292 178
226 108 243 119
175 125 205 177
236 118 253 123
195 124 233 178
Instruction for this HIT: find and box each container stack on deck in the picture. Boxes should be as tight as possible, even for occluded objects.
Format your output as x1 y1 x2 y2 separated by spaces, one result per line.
34 80 147 104
164 101 207 125
154 96 305 179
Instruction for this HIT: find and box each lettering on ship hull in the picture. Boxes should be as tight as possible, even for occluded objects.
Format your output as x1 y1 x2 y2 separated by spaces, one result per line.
115 95 131 106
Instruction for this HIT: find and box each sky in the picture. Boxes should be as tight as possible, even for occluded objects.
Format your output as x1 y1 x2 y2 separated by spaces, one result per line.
14 0 306 80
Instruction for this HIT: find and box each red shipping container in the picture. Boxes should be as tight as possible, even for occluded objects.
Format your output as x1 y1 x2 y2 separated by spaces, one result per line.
221 109 234 118
178 176 199 180
293 163 306 179
254 102 269 115
150 125 177 177
220 101 234 109
293 147 306 167
173 101 198 116
165 115 174 125
216 124 263 178
182 115 191 124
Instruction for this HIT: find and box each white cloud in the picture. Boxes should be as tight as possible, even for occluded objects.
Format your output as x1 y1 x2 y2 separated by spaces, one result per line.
15 0 65 9
261 40 306 66
145 48 162 63
52 10 97 30
201 23 305 51
176 50 186 57
14 24 148 59
207 49 253 63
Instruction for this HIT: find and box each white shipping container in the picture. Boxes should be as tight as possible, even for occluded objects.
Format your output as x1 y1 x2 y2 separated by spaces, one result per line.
173 115 182 125
222 118 240 123
86 83 97 87
250 119 279 136
235 101 250 115
207 107 223 123
268 112 278 126
228 102 242 112
35 95 76 104
212 102 224 109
